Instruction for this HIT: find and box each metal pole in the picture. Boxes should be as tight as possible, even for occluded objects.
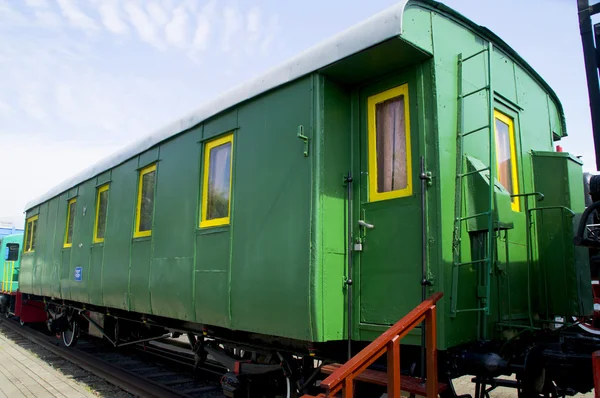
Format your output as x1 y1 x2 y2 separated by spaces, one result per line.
419 156 428 380
345 172 353 361
578 0 600 170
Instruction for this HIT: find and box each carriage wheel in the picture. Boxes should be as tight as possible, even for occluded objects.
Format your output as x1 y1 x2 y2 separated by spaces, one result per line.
574 317 600 335
62 319 79 347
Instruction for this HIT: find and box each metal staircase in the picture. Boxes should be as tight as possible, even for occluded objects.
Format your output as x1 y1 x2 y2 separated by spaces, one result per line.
450 42 496 317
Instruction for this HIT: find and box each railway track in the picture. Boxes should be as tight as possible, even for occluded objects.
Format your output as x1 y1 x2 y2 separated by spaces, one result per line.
0 317 226 398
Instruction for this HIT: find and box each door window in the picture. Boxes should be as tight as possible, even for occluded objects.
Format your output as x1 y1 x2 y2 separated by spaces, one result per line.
493 110 519 211
367 84 412 202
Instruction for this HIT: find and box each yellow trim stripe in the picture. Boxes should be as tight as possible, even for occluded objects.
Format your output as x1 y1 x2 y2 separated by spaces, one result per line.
200 133 234 228
64 198 76 248
93 184 109 243
367 84 412 202
134 164 156 238
493 110 520 212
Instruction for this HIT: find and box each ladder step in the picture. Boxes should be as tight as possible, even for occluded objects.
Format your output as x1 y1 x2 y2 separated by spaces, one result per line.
460 48 489 63
458 211 491 221
459 167 490 178
461 125 489 137
460 85 490 99
320 364 448 395
454 258 489 267
455 308 486 314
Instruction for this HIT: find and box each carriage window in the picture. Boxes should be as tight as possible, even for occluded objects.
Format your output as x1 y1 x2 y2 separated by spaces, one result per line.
134 164 156 238
64 198 77 247
494 110 520 211
368 84 412 202
24 215 38 253
6 244 19 261
200 133 233 228
94 184 109 243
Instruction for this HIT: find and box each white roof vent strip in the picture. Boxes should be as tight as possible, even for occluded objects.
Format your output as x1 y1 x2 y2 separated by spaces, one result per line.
25 1 408 211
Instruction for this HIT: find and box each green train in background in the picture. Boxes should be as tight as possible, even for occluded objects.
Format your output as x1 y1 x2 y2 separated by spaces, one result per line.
1 233 22 297
15 0 600 396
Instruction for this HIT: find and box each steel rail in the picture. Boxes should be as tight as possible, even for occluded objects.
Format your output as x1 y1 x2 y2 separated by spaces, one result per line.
0 318 190 398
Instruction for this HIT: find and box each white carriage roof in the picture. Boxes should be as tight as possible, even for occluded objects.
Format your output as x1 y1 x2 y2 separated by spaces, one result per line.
26 1 410 210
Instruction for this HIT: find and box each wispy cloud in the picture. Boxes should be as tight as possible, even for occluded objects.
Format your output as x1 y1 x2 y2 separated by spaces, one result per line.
56 0 99 32
165 6 190 48
97 0 129 35
24 0 50 9
124 1 165 50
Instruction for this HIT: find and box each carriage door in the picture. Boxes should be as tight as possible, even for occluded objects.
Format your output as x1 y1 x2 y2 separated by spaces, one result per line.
357 80 422 326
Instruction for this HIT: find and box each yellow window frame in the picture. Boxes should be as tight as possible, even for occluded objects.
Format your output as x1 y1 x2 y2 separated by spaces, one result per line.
64 198 77 248
200 133 234 228
134 163 156 238
24 215 38 253
367 83 413 202
93 184 109 243
493 110 520 211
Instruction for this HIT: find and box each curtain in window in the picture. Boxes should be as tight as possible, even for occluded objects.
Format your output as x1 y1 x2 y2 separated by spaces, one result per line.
376 95 407 193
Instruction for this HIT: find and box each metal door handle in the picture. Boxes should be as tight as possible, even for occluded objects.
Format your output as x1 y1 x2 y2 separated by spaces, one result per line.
358 220 374 229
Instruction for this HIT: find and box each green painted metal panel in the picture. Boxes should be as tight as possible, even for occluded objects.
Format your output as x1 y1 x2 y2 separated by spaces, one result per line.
138 147 159 169
60 249 71 299
69 180 96 304
195 230 230 327
89 245 103 304
49 197 64 298
130 239 152 313
203 109 238 140
31 203 47 296
531 151 593 317
40 199 58 297
101 158 137 310
402 5 433 53
97 171 111 186
318 77 352 341
230 77 313 340
150 132 199 320
464 155 514 232
492 50 518 105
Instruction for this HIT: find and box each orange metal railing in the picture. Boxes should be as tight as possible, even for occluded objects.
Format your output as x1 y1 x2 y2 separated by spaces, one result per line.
316 292 443 398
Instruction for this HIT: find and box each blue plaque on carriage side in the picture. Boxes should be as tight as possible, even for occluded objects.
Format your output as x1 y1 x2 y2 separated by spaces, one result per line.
74 267 82 281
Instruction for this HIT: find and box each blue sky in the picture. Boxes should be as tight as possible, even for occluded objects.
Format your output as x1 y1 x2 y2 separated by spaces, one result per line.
0 0 592 227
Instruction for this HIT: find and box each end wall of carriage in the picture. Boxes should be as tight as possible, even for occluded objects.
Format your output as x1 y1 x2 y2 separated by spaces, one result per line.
401 3 579 348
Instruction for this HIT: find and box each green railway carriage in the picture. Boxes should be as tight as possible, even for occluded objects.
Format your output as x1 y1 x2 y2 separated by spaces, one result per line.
17 0 597 394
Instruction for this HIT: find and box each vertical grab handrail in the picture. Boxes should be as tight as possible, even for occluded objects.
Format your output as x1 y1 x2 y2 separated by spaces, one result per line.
8 261 15 293
317 292 443 398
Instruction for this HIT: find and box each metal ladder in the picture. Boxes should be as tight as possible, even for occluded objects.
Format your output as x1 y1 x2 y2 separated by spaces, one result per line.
450 42 496 317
